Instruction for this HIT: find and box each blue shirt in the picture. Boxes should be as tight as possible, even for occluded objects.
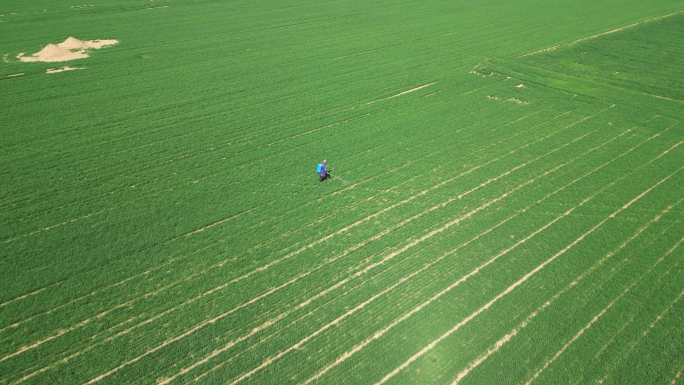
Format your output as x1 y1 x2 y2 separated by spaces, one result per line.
316 163 326 174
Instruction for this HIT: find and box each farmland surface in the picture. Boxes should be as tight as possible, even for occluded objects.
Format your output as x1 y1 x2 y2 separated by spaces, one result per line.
1 1 683 384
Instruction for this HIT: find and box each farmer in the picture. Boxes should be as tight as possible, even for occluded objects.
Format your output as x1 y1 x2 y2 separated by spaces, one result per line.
316 159 330 182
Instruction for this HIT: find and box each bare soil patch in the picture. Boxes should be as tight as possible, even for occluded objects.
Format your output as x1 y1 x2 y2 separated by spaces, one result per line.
17 37 118 63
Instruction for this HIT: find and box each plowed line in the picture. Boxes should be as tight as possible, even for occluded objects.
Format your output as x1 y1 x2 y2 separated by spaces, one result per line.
5 110 547 383
592 251 684 385
3 107 553 325
301 130 675 385
367 82 437 105
519 10 684 57
80 110 608 385
643 290 684 338
0 283 59 309
523 237 683 385
208 126 634 385
0 260 176 333
375 165 683 385
451 201 681 385
175 208 255 239
672 368 684 385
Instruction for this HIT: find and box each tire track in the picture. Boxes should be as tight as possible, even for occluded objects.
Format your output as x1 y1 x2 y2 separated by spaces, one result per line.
450 201 681 385
672 368 684 385
522 237 684 385
299 131 678 385
366 82 437 105
191 125 644 385
0 282 61 310
0 105 543 353
2 102 546 320
518 10 684 58
592 273 684 384
191 124 656 385
374 165 683 385
0 259 177 333
76 108 612 385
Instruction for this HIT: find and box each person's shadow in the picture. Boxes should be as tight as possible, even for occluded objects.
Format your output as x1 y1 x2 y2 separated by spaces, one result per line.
319 170 331 182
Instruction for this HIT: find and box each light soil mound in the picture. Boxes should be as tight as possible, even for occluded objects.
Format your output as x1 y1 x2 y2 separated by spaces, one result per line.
18 43 88 62
17 36 118 63
59 36 118 50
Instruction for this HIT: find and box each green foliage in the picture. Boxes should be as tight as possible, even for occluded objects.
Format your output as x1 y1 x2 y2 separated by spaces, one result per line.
0 1 682 384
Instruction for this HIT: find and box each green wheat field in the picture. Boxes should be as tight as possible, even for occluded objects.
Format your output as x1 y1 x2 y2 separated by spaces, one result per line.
1 0 683 384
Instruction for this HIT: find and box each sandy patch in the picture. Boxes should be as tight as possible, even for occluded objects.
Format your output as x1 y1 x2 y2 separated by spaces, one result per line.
672 370 682 385
58 36 117 50
6 73 24 78
17 36 118 63
515 83 526 89
470 69 494 78
506 97 528 105
487 95 529 105
18 45 88 63
46 66 84 74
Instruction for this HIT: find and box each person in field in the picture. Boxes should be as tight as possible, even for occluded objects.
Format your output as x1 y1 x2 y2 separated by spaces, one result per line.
316 159 330 182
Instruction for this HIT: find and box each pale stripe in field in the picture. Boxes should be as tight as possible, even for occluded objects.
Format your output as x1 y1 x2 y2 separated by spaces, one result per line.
302 130 676 385
0 285 53 309
192 124 645 385
450 201 681 385
643 290 684 338
587 215 682 372
523 237 683 385
84 114 648 384
592 302 643 362
164 128 588 385
2 106 555 329
374 165 683 385
79 108 604 385
133 120 596 385
2 208 108 244
569 10 684 46
672 369 683 385
212 126 656 385
176 208 255 238
367 82 437 105
15 108 606 383
519 10 684 58
0 258 177 333
281 106 540 231
10 115 645 385
10 108 578 384
591 285 684 385
1 257 224 364
0 318 93 364
180 117 626 383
